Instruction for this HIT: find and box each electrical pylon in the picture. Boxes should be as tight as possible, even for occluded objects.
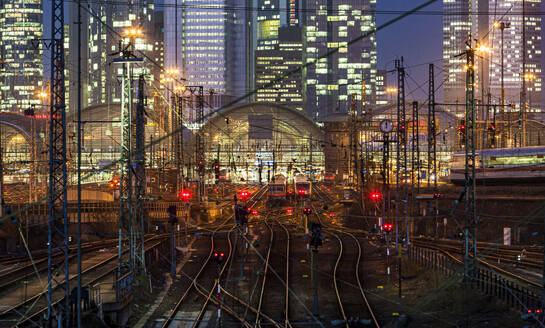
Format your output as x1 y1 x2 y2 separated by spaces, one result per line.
113 38 143 282
463 42 478 280
47 0 69 323
134 74 147 271
395 58 408 248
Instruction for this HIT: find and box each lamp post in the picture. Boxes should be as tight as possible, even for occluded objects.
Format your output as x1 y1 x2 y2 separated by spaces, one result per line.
476 43 489 149
493 21 510 146
522 72 535 146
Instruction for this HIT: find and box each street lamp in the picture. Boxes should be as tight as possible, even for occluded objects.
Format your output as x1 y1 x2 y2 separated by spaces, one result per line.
386 87 397 102
493 21 510 108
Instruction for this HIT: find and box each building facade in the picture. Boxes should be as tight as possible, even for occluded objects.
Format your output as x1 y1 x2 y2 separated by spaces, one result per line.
164 0 249 99
488 0 542 111
67 0 161 112
443 0 542 112
255 27 303 111
0 0 43 112
302 0 377 121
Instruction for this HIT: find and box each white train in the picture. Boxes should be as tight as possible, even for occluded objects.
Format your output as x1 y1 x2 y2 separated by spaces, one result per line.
294 174 312 198
449 146 545 184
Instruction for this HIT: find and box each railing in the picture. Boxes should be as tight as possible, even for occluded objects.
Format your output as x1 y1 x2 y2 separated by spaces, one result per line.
407 245 541 313
115 272 134 302
11 200 190 227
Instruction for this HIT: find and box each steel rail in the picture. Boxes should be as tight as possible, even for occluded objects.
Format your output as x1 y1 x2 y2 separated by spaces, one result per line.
162 185 266 328
254 218 274 327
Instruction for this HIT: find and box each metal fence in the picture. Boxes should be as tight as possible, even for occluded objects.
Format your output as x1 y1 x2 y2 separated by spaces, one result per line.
407 245 541 313
11 201 188 227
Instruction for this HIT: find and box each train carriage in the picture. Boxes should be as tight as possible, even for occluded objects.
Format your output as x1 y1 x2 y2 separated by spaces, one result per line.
294 174 312 199
449 146 545 185
267 174 288 206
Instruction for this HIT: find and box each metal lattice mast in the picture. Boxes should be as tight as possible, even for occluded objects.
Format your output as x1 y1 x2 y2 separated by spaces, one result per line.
464 44 477 280
428 64 438 236
47 0 69 323
135 75 147 271
195 87 205 201
395 58 408 248
411 101 420 194
177 92 184 190
114 40 142 278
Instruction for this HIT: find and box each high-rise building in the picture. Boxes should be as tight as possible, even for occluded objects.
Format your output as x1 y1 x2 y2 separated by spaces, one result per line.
375 69 387 105
488 0 542 110
255 27 303 110
443 0 477 108
0 0 43 112
302 0 377 120
164 0 249 99
67 0 161 111
443 0 542 111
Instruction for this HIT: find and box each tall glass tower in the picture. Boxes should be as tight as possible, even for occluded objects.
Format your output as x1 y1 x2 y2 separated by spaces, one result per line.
302 0 376 120
0 0 43 112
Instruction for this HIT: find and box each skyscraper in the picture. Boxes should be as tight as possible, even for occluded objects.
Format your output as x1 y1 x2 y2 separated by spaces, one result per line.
488 0 542 110
443 0 542 111
0 0 43 112
67 0 161 111
302 0 377 120
255 27 303 110
164 0 249 99
442 0 476 108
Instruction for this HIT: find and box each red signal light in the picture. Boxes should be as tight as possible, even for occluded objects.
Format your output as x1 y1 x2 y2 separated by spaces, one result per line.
383 223 393 232
286 208 293 214
369 191 382 201
113 178 119 184
251 210 258 215
329 213 335 217
537 309 542 313
528 309 533 313
214 252 218 257
220 253 224 257
297 189 306 195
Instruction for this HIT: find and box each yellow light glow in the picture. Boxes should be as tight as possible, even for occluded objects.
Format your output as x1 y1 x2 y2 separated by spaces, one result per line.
386 87 397 94
493 21 500 29
124 27 143 37
524 73 536 81
476 45 489 53
174 85 186 93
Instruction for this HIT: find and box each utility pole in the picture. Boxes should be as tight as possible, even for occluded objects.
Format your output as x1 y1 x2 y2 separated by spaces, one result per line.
48 0 70 323
428 64 438 237
135 75 147 272
463 42 478 281
412 101 420 194
113 30 143 281
395 58 408 249
519 0 527 147
76 0 83 325
495 21 510 147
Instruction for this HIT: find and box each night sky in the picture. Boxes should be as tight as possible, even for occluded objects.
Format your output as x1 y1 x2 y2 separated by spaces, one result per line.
376 0 443 101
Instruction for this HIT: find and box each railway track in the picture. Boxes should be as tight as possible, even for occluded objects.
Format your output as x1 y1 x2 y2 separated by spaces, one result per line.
2 236 167 327
159 185 268 328
311 204 380 328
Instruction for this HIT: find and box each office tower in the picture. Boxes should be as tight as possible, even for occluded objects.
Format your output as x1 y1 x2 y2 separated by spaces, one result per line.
375 69 387 106
303 0 377 120
255 26 303 110
69 0 159 109
488 0 542 110
443 0 478 108
164 0 249 99
443 0 542 111
0 0 43 112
